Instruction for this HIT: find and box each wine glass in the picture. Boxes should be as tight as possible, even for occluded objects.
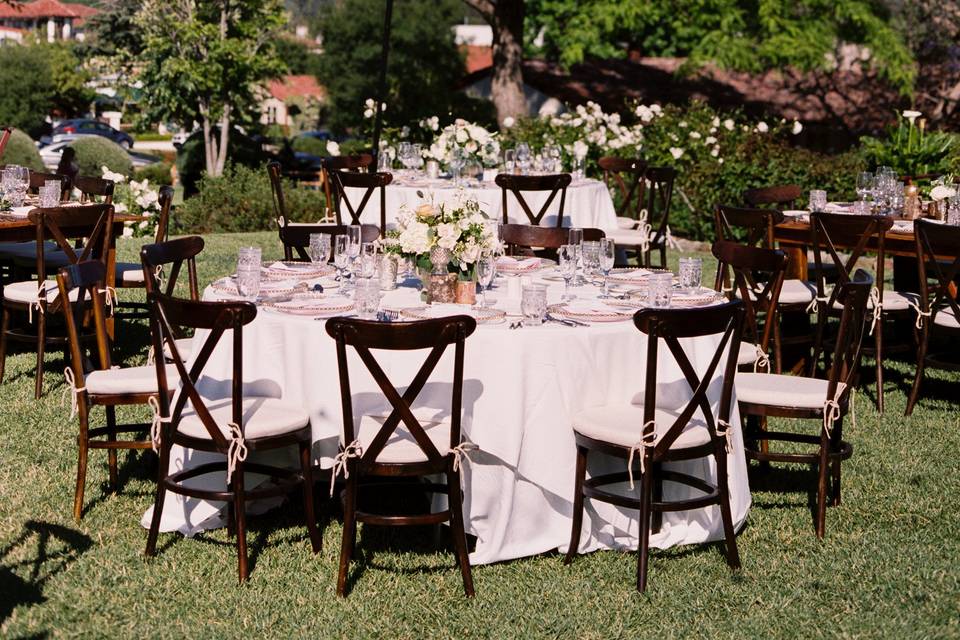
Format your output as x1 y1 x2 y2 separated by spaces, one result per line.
856 172 874 201
516 143 531 175
309 233 331 264
568 228 584 285
476 255 496 307
449 146 466 185
334 235 351 290
359 243 378 279
503 149 516 174
599 238 615 297
412 144 424 172
558 244 578 301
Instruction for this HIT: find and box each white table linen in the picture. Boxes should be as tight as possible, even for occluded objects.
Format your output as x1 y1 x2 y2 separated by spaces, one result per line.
143 277 751 565
344 177 618 231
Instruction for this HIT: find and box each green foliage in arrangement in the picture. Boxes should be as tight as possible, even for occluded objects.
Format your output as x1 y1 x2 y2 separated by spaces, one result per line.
526 0 916 94
860 111 959 179
317 0 495 136
70 136 134 178
174 163 327 233
0 129 45 172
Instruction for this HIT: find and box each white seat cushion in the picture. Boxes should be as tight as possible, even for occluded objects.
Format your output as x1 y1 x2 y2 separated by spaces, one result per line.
178 397 309 441
831 289 917 312
738 341 762 366
616 216 637 230
933 308 959 329
3 279 79 304
604 227 660 247
348 414 452 464
164 337 193 362
572 405 712 450
736 372 833 409
0 241 61 260
116 262 145 286
777 279 817 305
86 364 179 395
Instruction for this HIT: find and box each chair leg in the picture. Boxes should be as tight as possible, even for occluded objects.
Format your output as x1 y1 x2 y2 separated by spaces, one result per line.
830 422 843 507
905 326 929 416
815 422 833 539
715 445 741 570
34 310 45 399
564 445 587 565
233 464 249 583
809 306 827 377
106 405 118 491
874 317 884 413
145 441 170 557
635 466 654 593
73 418 89 522
0 306 9 383
336 474 358 597
299 441 322 554
651 462 663 534
447 469 475 597
772 310 783 375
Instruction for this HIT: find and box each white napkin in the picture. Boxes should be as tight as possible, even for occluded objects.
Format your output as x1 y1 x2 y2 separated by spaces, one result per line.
8 206 32 218
497 256 540 270
823 202 853 213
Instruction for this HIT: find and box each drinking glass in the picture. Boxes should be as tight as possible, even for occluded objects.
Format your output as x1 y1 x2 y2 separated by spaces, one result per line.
856 172 874 201
558 244 578 301
581 240 601 278
347 225 362 255
359 243 378 279
808 190 827 213
477 255 496 307
889 182 905 217
354 278 381 319
39 181 60 208
503 149 516 174
648 273 673 308
309 233 331 264
5 166 28 207
516 143 532 175
521 283 547 326
412 144 424 172
334 235 351 289
678 257 703 293
449 147 466 185
236 246 262 301
377 149 392 172
568 228 584 284
572 156 585 180
599 238 615 297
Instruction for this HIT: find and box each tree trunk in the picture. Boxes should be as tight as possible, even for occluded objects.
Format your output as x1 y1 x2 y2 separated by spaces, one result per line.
470 0 527 124
201 114 218 177
215 106 231 177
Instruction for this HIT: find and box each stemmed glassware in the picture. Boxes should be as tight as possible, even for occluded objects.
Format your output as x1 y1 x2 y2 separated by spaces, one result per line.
333 235 351 290
449 147 466 185
476 254 496 307
516 143 531 175
309 233 331 264
503 149 516 174
558 244 578 301
856 172 874 202
598 238 615 298
568 227 584 285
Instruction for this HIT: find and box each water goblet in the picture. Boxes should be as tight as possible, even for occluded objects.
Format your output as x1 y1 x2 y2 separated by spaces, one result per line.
503 149 516 174
678 257 703 294
856 172 874 201
309 233 331 264
648 273 673 308
599 238 615 297
516 143 531 175
808 190 827 213
334 235 351 291
521 283 547 326
558 244 578 301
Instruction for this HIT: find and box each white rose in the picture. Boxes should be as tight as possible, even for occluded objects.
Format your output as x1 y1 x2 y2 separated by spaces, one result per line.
363 108 374 119
689 131 701 139
679 121 688 128
711 146 720 157
669 147 684 160
122 225 134 237
791 121 803 135
573 140 589 159
650 104 662 114
705 136 717 145
502 116 514 128
711 117 720 127
756 122 769 133
930 185 957 201
455 128 469 144
327 141 340 156
723 119 735 131
465 140 478 153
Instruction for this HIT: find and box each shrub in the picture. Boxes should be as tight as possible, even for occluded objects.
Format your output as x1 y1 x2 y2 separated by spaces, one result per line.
175 128 266 196
175 163 328 234
71 135 133 178
292 135 332 156
1 129 45 171
134 161 173 186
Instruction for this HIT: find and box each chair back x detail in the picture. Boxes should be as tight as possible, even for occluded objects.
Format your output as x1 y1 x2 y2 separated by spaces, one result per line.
599 157 647 221
744 184 801 209
28 204 114 301
500 224 604 260
495 173 571 227
330 170 391 230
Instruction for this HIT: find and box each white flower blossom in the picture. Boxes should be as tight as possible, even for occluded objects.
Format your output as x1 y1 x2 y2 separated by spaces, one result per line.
902 110 922 124
689 131 702 140
705 136 717 145
756 122 769 133
502 116 514 128
669 147 684 160
791 120 803 135
327 141 340 156
723 119 735 131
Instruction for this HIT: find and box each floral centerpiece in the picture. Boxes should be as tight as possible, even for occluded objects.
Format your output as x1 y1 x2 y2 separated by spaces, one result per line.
380 195 497 302
101 166 164 238
426 119 501 169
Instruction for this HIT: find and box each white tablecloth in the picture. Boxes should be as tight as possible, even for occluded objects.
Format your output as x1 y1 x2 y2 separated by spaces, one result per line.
143 277 751 565
344 177 618 231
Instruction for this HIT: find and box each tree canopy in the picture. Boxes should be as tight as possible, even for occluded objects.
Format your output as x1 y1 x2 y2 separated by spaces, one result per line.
525 0 916 94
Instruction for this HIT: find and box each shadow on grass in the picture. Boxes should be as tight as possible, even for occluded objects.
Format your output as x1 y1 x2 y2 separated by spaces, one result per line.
0 520 93 631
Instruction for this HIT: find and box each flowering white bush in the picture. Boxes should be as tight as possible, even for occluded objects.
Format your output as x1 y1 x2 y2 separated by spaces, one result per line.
426 119 501 168
103 166 163 238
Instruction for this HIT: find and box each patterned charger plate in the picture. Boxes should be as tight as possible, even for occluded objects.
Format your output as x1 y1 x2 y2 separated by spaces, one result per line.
548 302 634 323
210 277 299 298
264 293 355 317
607 267 671 284
400 305 506 324
670 290 726 308
261 261 333 280
496 257 554 274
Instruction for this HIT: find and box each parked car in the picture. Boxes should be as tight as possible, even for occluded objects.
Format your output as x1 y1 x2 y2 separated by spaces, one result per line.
39 138 161 172
41 119 134 149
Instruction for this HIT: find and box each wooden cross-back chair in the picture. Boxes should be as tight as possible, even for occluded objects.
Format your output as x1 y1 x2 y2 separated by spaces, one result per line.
322 154 373 213
736 270 872 538
809 212 910 412
635 166 677 269
57 260 173 521
279 223 379 262
326 315 478 597
0 204 114 398
74 176 115 204
28 170 72 200
330 169 391 231
599 156 648 222
712 240 788 373
495 173 571 227
500 223 604 260
744 184 802 209
565 301 745 592
113 185 175 318
143 288 321 583
905 220 960 415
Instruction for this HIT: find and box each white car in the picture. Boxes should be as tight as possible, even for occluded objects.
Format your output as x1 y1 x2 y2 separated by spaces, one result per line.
39 137 162 172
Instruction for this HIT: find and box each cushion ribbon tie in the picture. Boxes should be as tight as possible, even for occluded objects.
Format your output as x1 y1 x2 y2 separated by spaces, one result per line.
822 382 850 438
29 283 46 324
906 298 932 330
451 441 478 472
226 422 248 485
62 367 86 419
154 265 165 289
715 419 734 454
626 420 658 490
868 286 883 336
753 344 770 373
99 286 118 316
806 294 830 314
636 209 652 254
329 439 363 496
146 395 170 453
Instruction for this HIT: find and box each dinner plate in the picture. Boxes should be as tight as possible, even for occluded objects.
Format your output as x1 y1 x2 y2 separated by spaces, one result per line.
496 257 554 274
210 277 299 298
264 294 355 317
549 302 634 323
261 261 333 280
400 304 506 324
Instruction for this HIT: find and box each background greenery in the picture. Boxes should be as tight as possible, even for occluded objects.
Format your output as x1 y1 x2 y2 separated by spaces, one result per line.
70 136 135 178
0 130 45 172
0 232 957 637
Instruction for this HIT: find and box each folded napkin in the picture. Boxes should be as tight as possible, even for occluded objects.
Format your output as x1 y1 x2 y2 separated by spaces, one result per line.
9 206 33 218
497 256 540 270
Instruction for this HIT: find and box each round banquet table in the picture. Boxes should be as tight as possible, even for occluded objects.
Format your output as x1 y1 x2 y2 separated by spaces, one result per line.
343 176 618 231
142 275 751 565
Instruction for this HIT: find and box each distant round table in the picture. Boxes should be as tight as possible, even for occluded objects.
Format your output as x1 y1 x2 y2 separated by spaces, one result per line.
143 275 751 565
344 176 618 231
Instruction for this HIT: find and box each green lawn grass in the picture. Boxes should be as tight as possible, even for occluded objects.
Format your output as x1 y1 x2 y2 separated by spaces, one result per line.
1 232 958 638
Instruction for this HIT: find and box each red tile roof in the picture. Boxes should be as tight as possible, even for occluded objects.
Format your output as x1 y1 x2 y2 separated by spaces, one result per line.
462 44 492 75
0 0 99 19
267 75 326 101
